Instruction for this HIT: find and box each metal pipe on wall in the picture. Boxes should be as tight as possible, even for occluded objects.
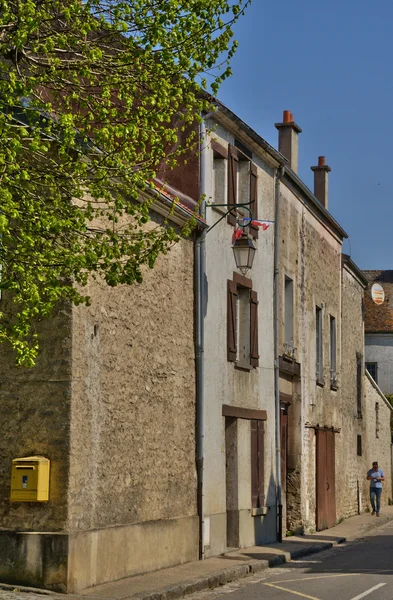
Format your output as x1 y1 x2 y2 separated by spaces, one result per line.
195 117 208 560
274 165 285 542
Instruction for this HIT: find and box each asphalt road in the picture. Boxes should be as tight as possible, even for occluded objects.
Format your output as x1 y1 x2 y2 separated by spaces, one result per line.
188 519 393 600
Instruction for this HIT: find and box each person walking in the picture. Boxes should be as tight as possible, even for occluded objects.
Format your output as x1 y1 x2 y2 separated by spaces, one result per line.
367 461 385 516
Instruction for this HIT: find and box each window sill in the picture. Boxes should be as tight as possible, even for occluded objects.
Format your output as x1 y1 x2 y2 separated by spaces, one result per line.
330 383 339 392
235 362 253 372
251 507 269 517
316 378 325 388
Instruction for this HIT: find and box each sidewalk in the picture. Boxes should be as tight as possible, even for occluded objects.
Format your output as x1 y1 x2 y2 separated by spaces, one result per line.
2 508 393 600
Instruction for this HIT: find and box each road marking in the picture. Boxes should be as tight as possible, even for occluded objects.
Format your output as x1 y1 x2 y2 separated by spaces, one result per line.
350 583 386 600
276 573 358 584
263 582 320 599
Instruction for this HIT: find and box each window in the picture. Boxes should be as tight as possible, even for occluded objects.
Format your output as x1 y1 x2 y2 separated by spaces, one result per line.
357 435 362 456
251 420 265 509
284 276 294 355
316 306 323 384
376 402 380 438
356 352 363 418
366 362 378 384
227 274 258 369
227 144 258 238
330 316 337 388
211 140 227 211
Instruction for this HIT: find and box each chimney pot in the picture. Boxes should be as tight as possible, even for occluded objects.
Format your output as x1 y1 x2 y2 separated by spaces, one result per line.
311 156 331 210
275 110 302 173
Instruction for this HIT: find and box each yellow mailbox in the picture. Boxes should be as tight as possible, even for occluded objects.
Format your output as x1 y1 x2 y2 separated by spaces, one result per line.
10 456 50 502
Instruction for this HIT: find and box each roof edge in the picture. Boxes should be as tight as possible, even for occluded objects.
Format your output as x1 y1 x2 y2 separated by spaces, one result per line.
342 254 369 288
365 370 393 412
211 97 348 241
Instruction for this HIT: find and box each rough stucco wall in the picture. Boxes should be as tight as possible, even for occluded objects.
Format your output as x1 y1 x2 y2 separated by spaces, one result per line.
0 301 72 530
68 235 197 530
202 121 277 554
278 183 343 532
364 376 393 508
336 266 367 521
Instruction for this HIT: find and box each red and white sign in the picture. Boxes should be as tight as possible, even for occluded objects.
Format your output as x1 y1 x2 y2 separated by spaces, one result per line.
371 283 385 305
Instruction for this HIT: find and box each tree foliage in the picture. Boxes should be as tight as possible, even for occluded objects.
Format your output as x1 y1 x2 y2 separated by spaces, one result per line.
0 0 250 365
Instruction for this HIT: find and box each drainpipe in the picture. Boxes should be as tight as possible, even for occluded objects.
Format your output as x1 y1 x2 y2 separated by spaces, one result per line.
195 118 208 560
274 165 285 542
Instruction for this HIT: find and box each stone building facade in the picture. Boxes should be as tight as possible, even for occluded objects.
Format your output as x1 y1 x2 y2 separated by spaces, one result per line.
0 190 203 592
272 114 393 534
337 257 392 519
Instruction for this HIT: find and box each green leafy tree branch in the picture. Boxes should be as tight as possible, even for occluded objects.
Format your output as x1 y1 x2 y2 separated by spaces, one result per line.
0 0 250 365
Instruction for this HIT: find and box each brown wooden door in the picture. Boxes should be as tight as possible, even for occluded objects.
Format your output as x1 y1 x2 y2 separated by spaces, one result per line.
280 411 288 494
316 429 336 530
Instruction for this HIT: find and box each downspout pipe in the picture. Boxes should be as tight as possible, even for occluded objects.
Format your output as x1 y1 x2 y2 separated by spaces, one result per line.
274 165 285 542
195 118 208 560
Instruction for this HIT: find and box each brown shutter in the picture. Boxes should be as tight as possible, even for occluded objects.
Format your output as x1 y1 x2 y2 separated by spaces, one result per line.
251 419 258 508
250 290 259 368
227 144 238 226
250 163 259 239
227 280 238 362
257 421 265 507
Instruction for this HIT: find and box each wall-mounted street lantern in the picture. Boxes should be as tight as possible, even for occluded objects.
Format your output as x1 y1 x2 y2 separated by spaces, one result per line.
205 200 258 276
232 234 256 275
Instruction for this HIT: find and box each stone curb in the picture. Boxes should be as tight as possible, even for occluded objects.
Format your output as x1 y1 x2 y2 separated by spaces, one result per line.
126 540 346 600
0 584 54 595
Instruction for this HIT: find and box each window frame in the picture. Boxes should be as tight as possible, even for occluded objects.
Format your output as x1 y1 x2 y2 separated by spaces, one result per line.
284 275 294 356
316 305 324 386
366 362 378 384
330 315 337 390
227 273 259 369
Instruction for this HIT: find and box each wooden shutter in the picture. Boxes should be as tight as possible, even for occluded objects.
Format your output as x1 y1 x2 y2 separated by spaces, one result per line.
257 421 265 507
250 290 259 368
316 306 322 380
251 419 265 508
227 144 238 226
227 280 238 362
251 420 258 508
356 352 363 417
250 163 259 239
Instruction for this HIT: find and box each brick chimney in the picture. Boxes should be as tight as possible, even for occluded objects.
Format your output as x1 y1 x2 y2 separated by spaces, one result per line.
311 156 331 210
275 110 302 174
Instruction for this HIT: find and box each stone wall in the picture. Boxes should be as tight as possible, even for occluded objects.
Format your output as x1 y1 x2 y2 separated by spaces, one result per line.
0 300 72 531
278 181 343 532
336 263 367 521
68 234 197 530
364 374 393 508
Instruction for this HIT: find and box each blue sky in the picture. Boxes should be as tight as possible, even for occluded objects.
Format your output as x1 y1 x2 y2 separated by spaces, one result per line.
218 0 393 269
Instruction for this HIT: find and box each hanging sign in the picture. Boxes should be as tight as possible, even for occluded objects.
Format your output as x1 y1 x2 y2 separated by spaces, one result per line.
371 283 385 305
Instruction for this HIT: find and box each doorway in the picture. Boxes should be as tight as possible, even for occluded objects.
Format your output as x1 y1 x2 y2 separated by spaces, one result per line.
316 429 336 530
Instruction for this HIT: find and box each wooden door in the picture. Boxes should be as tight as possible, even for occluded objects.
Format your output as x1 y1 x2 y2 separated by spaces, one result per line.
280 411 288 494
316 429 336 530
